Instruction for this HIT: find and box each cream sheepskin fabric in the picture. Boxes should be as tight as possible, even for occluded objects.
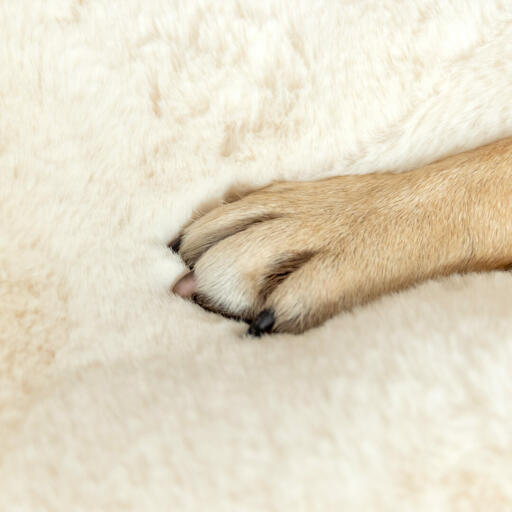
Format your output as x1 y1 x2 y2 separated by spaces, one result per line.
2 1 512 510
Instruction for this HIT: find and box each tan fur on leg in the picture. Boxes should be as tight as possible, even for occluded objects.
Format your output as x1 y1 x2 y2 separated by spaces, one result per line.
173 137 512 334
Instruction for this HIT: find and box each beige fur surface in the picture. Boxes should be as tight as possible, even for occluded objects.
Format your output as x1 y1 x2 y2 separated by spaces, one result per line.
2 1 512 509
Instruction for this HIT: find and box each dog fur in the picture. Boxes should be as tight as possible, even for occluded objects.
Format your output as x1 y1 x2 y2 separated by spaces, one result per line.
173 137 512 333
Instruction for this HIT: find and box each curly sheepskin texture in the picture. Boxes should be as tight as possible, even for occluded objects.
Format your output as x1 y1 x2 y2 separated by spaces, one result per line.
2 1 512 510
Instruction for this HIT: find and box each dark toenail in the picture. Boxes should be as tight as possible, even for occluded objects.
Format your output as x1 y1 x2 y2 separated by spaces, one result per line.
247 309 275 337
168 236 182 253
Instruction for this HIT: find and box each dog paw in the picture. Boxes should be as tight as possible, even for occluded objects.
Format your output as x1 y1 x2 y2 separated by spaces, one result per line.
170 172 462 335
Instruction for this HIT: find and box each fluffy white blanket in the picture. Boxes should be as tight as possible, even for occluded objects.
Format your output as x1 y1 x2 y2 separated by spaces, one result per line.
2 1 512 509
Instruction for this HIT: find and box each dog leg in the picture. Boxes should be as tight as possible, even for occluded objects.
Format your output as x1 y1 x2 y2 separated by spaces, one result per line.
172 138 512 334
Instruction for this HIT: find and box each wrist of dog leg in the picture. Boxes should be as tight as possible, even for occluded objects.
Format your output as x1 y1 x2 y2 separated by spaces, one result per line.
420 138 512 273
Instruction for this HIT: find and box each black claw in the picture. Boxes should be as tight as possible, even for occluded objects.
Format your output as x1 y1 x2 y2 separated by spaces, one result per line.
247 309 275 337
168 235 182 253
